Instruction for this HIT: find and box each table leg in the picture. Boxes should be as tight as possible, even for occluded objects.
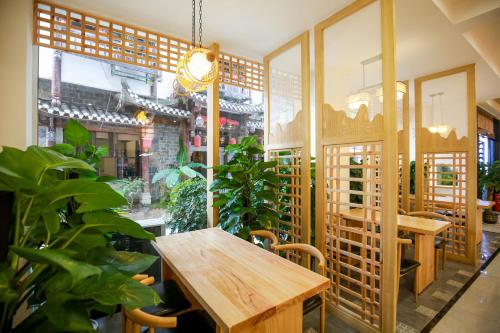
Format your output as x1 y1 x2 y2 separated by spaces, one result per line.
476 208 483 245
414 234 436 294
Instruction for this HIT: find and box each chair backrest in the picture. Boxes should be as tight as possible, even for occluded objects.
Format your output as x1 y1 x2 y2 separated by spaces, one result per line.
407 211 451 222
250 230 278 251
398 208 407 215
123 275 177 333
124 308 177 333
274 243 325 275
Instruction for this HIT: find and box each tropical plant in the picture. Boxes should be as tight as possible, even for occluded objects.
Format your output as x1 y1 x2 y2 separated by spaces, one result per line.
350 157 363 204
152 134 206 189
113 178 144 209
0 146 160 333
479 160 500 199
210 136 278 240
50 119 109 175
167 178 207 233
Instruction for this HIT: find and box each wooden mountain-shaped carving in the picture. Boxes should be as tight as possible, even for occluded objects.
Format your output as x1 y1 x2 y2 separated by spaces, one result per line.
323 103 384 141
269 110 305 146
421 128 468 152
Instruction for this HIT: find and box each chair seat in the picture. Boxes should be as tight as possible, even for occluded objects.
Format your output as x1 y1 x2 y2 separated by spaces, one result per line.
141 280 191 316
144 310 215 333
434 237 445 249
400 258 421 276
303 294 322 315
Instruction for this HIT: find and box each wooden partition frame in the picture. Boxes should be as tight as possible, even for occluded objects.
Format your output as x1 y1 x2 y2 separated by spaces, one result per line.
263 32 311 251
415 64 477 265
399 81 410 212
314 1 398 332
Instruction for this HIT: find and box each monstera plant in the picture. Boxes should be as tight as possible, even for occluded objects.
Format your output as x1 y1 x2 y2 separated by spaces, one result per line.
0 145 160 333
210 136 278 240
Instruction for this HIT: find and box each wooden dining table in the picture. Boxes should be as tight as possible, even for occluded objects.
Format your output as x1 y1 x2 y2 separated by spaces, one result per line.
340 208 451 294
152 228 329 333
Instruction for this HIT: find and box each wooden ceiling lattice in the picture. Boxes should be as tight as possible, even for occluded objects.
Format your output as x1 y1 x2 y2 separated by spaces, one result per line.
33 1 264 91
324 142 382 328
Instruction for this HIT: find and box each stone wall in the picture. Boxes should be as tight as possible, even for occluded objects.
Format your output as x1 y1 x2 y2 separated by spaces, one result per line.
38 78 119 111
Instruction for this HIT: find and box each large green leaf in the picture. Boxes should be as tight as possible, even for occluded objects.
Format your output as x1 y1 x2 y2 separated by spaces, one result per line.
49 179 127 212
73 271 160 309
50 143 75 155
9 247 101 285
64 119 91 147
0 264 18 306
86 247 158 275
44 294 94 332
82 211 155 240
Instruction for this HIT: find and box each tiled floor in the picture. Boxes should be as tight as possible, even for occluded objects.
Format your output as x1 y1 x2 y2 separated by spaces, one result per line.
431 250 500 333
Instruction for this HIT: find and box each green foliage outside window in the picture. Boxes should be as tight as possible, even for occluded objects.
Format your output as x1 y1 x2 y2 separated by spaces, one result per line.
167 178 207 233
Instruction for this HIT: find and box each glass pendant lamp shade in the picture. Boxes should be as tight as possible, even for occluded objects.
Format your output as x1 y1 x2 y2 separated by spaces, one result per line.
177 48 218 92
428 92 453 135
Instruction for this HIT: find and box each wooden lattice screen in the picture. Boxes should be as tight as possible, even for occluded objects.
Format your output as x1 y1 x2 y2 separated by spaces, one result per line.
33 1 263 91
314 1 399 331
324 142 382 327
415 64 477 264
264 32 310 258
423 152 467 256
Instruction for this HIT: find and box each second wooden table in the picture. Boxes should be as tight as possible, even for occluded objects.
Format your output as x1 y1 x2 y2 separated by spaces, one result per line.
340 208 450 294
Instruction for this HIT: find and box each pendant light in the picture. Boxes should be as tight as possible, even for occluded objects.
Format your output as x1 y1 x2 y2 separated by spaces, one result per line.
428 92 453 135
376 81 407 102
176 0 218 92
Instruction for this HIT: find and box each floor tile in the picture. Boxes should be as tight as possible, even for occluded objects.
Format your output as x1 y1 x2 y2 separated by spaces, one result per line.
396 321 418 333
415 305 438 317
445 279 464 288
431 290 453 302
456 269 474 277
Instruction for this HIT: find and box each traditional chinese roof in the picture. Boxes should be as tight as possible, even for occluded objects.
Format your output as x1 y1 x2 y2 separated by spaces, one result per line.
38 99 144 126
124 87 192 118
190 93 264 115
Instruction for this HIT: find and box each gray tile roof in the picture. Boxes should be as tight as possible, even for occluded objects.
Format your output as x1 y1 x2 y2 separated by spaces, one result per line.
38 99 144 126
125 88 191 118
190 93 263 115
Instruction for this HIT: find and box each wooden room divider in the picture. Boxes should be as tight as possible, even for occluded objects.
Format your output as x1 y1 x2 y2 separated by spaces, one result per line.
314 1 398 332
263 32 311 257
415 64 477 265
399 81 410 212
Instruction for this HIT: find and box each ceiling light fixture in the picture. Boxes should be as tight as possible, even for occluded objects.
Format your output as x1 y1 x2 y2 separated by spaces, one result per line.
428 92 453 135
176 0 218 93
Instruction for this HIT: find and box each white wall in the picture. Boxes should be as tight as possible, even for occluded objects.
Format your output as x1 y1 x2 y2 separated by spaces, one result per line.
0 0 36 149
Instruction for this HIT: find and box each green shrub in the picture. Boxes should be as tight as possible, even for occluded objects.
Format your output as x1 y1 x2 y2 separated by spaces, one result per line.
167 178 207 233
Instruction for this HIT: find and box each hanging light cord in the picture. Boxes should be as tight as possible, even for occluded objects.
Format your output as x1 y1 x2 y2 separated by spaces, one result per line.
191 0 196 47
199 0 203 48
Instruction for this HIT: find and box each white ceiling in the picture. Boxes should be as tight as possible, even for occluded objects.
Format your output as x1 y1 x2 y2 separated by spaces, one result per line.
55 0 500 116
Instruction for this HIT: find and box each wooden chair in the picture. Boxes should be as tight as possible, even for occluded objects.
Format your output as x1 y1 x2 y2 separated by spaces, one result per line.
407 211 451 279
397 238 421 303
274 243 326 333
398 208 407 215
249 230 278 252
123 275 215 333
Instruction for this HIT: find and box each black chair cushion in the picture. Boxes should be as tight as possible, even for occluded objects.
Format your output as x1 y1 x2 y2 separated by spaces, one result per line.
144 310 215 333
434 236 445 249
141 280 191 316
399 258 421 276
303 294 322 315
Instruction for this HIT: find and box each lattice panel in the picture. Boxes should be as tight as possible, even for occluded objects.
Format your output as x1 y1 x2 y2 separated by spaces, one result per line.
219 52 264 91
423 152 467 257
269 148 303 263
324 143 382 328
34 1 264 91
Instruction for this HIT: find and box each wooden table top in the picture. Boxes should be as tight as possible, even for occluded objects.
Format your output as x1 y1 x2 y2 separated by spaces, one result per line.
341 208 451 235
152 228 329 332
409 195 494 209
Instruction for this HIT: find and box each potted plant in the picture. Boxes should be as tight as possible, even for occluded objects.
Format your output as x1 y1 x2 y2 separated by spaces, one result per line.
0 145 160 332
478 160 500 224
210 136 278 240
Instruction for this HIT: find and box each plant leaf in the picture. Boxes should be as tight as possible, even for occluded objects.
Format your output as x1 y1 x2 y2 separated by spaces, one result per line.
64 119 91 147
86 247 158 275
82 211 155 240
